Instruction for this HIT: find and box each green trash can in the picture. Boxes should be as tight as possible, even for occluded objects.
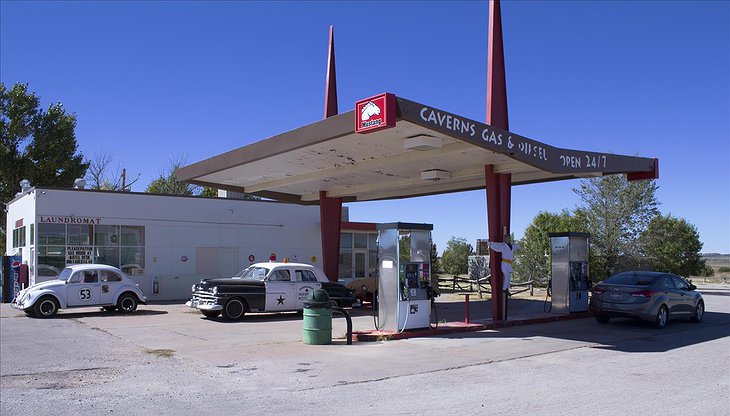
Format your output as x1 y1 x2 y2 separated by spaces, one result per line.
303 289 332 345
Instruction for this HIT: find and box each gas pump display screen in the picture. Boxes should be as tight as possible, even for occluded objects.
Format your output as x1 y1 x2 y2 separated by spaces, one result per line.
405 263 419 288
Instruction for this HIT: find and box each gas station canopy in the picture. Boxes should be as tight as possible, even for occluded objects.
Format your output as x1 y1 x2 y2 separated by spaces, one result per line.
176 95 657 204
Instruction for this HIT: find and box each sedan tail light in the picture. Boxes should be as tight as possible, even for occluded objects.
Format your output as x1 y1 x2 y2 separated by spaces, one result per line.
591 286 605 294
630 290 656 298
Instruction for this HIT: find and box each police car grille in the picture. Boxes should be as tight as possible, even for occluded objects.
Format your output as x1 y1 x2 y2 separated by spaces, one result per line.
193 290 216 302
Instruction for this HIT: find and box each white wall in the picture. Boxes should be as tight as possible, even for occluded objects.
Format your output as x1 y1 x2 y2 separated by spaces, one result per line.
5 189 36 264
9 188 323 301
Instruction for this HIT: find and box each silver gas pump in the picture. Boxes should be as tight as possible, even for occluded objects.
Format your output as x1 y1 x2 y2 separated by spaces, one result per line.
376 223 433 331
548 232 590 313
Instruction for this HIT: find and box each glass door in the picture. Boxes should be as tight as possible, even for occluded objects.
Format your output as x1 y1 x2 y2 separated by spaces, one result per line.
354 250 367 279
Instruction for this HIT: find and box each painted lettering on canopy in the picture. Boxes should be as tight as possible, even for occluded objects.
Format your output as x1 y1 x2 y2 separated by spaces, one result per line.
399 98 657 176
40 216 101 225
418 106 547 162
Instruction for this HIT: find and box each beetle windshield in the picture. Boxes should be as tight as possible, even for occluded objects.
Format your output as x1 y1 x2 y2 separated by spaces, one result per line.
57 268 74 281
234 266 270 281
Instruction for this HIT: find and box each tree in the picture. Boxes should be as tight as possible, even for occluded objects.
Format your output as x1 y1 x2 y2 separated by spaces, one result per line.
440 236 473 275
85 151 140 191
1 83 88 253
430 243 440 275
573 175 659 280
641 214 705 277
199 187 218 197
513 210 587 285
146 157 197 195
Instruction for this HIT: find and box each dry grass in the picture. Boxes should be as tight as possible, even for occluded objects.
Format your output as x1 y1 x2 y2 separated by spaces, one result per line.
143 348 175 358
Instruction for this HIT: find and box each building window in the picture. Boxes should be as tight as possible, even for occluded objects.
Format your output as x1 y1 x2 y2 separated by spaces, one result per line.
35 223 145 278
38 223 65 245
12 226 26 248
30 224 34 245
37 245 65 278
67 224 93 245
339 231 378 281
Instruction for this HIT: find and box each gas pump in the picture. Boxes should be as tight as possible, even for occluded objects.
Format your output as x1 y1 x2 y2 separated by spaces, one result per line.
376 223 434 331
548 232 590 313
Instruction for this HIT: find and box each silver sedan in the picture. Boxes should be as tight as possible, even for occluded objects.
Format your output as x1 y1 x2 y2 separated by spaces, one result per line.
589 271 704 329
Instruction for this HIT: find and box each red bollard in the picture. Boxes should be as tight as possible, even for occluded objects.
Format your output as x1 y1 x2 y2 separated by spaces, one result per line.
464 294 470 324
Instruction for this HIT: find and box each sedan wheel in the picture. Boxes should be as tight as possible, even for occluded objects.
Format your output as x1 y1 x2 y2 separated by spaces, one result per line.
690 301 704 323
654 305 668 329
222 298 247 321
33 296 59 318
117 294 138 314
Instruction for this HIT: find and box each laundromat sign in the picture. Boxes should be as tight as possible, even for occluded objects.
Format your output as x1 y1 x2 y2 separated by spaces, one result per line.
40 216 102 225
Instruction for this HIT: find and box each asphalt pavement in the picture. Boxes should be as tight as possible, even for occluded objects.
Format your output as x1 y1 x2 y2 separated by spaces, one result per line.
1 285 728 415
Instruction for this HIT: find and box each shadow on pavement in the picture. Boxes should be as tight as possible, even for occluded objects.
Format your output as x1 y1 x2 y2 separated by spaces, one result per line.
431 296 730 354
49 309 168 319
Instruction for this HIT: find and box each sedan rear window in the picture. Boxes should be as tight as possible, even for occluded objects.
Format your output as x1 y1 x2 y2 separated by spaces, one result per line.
604 273 656 286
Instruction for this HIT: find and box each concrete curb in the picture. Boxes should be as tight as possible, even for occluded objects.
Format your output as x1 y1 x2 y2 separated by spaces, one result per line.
354 312 592 342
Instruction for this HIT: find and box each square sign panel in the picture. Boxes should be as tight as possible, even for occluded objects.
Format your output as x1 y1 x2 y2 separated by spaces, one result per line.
355 93 396 134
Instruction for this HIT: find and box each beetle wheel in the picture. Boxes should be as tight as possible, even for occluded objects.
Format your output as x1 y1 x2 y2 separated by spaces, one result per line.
34 296 59 318
117 293 138 314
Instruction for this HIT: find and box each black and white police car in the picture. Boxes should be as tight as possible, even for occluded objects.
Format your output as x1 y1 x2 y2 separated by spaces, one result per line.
186 262 359 320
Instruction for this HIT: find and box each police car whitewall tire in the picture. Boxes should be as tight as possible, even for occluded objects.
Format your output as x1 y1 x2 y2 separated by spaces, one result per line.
34 295 59 318
222 298 247 321
117 293 138 314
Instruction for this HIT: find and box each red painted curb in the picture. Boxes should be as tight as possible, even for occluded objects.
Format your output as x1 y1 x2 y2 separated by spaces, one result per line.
354 312 591 342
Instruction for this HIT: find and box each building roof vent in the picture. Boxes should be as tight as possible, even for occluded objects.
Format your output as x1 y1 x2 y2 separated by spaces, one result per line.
19 179 31 192
73 178 86 189
404 135 442 151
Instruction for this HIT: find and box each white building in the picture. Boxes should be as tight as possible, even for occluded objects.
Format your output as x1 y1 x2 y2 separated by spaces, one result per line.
5 187 378 301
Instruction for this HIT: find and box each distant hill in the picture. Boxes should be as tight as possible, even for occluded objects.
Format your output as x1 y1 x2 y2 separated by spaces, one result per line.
703 253 730 264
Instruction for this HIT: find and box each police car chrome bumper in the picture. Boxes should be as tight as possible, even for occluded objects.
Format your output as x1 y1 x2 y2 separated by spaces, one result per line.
185 299 223 311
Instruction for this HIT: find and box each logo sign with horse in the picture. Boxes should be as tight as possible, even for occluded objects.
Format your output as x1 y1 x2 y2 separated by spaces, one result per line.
355 93 396 134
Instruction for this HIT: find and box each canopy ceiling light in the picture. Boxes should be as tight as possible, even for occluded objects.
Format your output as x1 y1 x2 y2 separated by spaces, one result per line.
404 135 442 151
421 169 451 181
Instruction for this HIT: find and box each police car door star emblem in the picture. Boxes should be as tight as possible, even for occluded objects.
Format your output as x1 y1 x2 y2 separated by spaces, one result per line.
355 93 396 134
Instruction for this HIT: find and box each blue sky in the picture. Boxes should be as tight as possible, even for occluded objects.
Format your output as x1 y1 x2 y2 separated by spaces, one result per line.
2 1 728 254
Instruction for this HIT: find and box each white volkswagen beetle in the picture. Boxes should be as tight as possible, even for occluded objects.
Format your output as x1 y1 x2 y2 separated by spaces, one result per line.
11 264 147 318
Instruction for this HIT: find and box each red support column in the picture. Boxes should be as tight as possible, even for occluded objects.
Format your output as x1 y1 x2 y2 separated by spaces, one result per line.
499 173 511 237
486 0 509 130
320 191 342 282
486 0 511 321
324 25 338 119
319 26 342 282
485 165 504 321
